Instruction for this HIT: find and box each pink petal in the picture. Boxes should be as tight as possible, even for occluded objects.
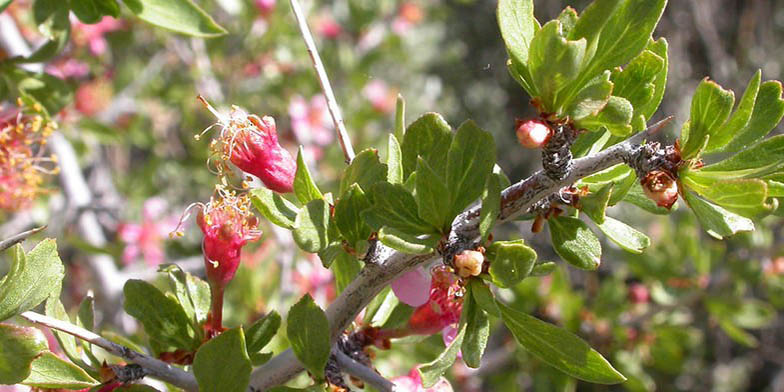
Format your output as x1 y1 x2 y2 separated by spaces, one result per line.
117 223 142 242
391 267 431 307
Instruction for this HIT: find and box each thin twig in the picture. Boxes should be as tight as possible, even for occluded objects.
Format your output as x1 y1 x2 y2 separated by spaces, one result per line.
289 0 355 163
333 349 395 392
19 311 198 392
0 226 46 253
248 120 673 390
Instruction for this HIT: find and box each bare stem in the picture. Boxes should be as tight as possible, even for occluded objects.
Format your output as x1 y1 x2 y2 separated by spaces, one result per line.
0 226 46 253
333 349 395 392
289 0 356 163
19 311 198 392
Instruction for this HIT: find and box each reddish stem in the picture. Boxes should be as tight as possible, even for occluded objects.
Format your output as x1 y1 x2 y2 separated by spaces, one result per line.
208 282 225 336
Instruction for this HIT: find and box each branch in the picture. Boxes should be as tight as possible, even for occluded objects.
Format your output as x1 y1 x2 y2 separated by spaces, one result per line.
0 226 46 253
332 349 395 392
19 311 198 392
289 0 355 163
248 118 673 390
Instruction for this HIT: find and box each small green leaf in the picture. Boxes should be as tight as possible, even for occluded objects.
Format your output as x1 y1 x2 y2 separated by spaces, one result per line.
293 147 324 204
401 113 453 178
568 0 622 45
418 319 466 388
595 216 650 254
76 294 98 366
567 71 613 120
683 191 754 239
22 352 98 389
250 352 273 366
161 264 211 328
5 68 72 119
293 199 331 253
682 172 770 217
332 251 361 294
69 0 105 23
44 298 88 371
527 20 586 111
498 302 626 384
0 0 13 13
123 280 200 354
287 295 331 381
468 279 499 317
123 0 227 37
680 78 735 159
416 157 452 232
700 134 784 179
363 182 437 235
387 134 404 184
339 149 387 196
364 288 396 326
497 0 537 68
0 239 64 321
251 188 299 229
635 38 669 123
611 48 666 130
193 328 251 392
245 311 281 354
549 216 602 270
580 183 613 224
462 287 490 369
447 120 496 218
723 80 784 153
706 71 762 152
479 173 502 241
377 228 438 255
334 184 372 246
572 129 612 158
530 261 557 277
622 182 675 214
394 95 406 141
556 6 578 35
487 239 537 288
0 323 47 384
575 95 634 136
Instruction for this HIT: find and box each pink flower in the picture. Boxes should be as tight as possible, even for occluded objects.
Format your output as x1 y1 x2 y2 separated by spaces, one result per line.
392 368 453 392
75 78 113 117
71 16 124 56
199 97 297 193
407 266 463 336
45 58 89 80
117 197 177 267
314 14 342 39
391 267 431 307
362 79 397 113
289 94 334 146
254 0 276 16
392 2 424 35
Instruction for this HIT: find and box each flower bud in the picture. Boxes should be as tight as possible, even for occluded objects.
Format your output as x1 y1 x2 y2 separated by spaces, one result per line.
627 282 649 304
198 96 296 193
453 250 484 278
641 170 678 209
515 118 552 149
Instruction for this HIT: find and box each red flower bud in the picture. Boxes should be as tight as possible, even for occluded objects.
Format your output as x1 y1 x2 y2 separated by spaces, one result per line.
641 170 678 209
407 266 463 336
515 118 552 149
453 250 483 278
198 96 296 193
627 282 649 304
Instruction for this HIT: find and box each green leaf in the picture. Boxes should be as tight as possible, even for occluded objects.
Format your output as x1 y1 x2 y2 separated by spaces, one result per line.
293 147 324 204
0 0 13 13
123 280 200 354
468 279 499 317
418 319 466 388
161 264 211 328
365 288 397 326
527 20 586 111
705 71 761 152
377 228 438 255
251 188 299 230
387 134 404 184
575 95 634 136
556 6 578 35
33 0 68 38
568 0 622 45
69 0 106 23
479 173 502 242
339 149 387 197
334 184 372 247
680 78 735 159
447 120 497 218
723 80 784 152
287 295 331 381
548 216 602 270
293 199 331 253
635 38 669 123
44 298 88 371
682 172 770 217
401 113 453 178
487 239 537 288
0 323 47 384
595 216 650 254
332 251 361 294
611 49 666 130
682 191 754 239
250 352 273 366
580 183 613 224
394 95 406 141
700 135 784 179
567 71 613 120
416 157 452 232
76 294 98 366
245 311 281 354
530 261 558 276
122 0 227 37
363 182 437 235
497 0 537 67
462 286 490 369
4 68 73 119
22 352 98 389
0 239 64 321
498 302 626 384
193 328 251 392
572 129 612 158
622 182 675 214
